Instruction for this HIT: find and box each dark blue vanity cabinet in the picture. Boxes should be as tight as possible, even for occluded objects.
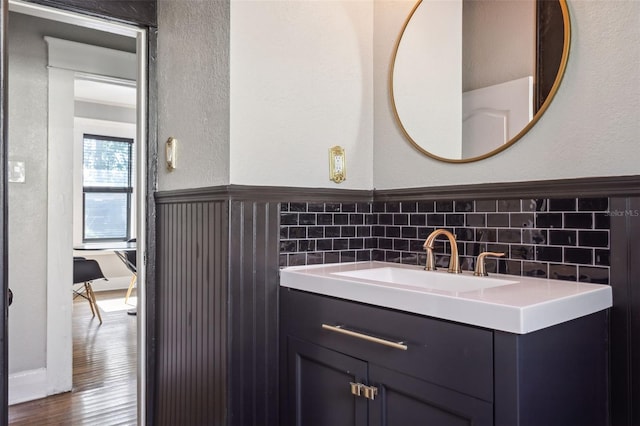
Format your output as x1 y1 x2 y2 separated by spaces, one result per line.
280 288 609 426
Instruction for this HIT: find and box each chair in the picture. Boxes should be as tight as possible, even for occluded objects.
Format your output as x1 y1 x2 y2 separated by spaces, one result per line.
115 239 136 305
73 256 108 324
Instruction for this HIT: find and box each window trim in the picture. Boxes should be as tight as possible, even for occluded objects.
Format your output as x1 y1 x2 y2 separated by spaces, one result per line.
81 133 134 242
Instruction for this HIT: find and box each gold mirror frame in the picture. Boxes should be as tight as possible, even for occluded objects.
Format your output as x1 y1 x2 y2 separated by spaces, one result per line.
390 0 571 163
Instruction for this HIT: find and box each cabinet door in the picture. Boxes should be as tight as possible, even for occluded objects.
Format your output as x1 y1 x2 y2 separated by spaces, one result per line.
281 288 494 402
285 336 368 426
369 364 493 426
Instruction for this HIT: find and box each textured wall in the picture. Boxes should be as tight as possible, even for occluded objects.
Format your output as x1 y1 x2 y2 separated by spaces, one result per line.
374 0 640 189
8 13 49 374
157 0 230 191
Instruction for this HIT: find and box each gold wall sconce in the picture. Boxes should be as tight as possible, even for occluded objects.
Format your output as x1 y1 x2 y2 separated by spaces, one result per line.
166 137 177 170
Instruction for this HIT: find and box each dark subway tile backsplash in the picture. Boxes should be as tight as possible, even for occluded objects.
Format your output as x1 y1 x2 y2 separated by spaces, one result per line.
510 213 535 228
595 250 610 266
487 213 509 227
279 197 610 284
578 265 609 284
498 199 521 212
594 213 610 229
536 213 563 228
455 200 474 212
498 229 521 244
475 200 497 212
435 201 454 212
579 230 609 248
523 229 547 244
536 246 563 262
446 214 465 227
427 214 445 226
564 213 593 229
549 230 577 246
578 198 608 212
549 263 577 282
466 213 486 227
564 247 593 265
549 198 577 211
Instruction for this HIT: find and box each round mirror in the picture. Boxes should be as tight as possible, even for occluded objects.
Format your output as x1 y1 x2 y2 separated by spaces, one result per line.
390 0 570 162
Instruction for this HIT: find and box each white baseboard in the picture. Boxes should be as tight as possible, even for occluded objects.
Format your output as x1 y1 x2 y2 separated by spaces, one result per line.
9 368 48 405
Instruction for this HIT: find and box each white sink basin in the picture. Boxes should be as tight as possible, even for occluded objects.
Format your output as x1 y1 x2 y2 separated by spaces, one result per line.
280 261 613 334
333 267 517 293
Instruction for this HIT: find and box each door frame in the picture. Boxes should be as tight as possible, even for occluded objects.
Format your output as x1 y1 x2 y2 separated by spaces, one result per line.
1 1 157 424
44 34 139 399
0 0 9 423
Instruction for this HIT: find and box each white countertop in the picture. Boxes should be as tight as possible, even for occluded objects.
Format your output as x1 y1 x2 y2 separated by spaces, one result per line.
280 261 612 334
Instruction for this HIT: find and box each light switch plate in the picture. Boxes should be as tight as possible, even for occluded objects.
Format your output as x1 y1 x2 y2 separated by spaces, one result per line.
8 161 25 183
329 146 346 183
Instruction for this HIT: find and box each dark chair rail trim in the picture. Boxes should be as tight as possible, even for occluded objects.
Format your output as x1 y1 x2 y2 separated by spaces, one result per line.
155 175 640 203
154 185 373 204
374 175 640 201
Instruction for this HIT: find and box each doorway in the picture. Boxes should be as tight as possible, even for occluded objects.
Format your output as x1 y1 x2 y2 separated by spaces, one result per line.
5 0 148 422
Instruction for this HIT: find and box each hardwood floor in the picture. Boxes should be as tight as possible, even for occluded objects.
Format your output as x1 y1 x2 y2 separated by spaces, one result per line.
9 290 137 425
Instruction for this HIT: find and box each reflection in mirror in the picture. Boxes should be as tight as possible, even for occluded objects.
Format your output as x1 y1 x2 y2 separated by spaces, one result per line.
391 0 570 162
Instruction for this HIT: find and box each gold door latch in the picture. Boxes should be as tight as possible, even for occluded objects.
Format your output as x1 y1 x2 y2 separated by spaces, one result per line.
349 382 378 400
362 385 378 400
350 382 362 396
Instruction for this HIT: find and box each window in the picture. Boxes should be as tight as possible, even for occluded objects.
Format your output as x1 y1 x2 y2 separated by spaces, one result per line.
82 134 133 242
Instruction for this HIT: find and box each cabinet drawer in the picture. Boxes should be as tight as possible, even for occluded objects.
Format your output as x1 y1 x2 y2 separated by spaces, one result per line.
281 288 494 402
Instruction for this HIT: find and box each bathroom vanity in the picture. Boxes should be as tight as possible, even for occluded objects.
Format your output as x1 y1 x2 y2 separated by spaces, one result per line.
279 262 612 426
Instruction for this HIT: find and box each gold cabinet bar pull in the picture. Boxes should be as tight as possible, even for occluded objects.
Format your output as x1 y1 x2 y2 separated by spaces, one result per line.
321 324 408 350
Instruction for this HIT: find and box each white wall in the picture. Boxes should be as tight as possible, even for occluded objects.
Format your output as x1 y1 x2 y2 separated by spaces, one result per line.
157 0 231 191
229 0 374 189
157 0 639 193
374 0 640 189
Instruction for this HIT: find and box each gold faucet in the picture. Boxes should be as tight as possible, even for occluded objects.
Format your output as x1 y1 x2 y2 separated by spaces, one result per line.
474 252 505 276
423 229 461 274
